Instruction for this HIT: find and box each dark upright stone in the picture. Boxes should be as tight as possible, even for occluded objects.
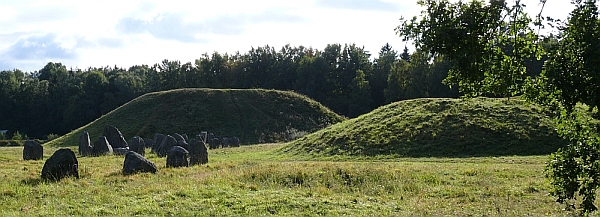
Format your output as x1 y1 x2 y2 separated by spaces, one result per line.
129 136 145 156
166 146 189 168
157 135 177 157
209 138 220 149
152 134 165 154
103 125 128 148
189 138 208 165
221 137 230 148
23 140 43 160
78 131 92 156
41 148 79 181
231 137 240 147
92 136 113 156
144 139 154 149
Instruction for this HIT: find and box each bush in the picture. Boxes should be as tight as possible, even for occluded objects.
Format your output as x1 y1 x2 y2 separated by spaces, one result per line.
46 134 60 141
11 131 22 140
0 140 23 146
0 133 5 140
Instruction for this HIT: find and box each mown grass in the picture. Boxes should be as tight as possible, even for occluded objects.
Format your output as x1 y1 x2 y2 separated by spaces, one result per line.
0 144 587 216
46 88 344 147
283 97 567 157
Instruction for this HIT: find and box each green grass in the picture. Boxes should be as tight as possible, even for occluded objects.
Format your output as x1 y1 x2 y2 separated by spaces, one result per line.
0 144 589 216
47 88 344 147
282 97 567 157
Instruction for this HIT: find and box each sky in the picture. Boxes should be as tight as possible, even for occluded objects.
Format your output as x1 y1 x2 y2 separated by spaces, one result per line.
0 0 574 72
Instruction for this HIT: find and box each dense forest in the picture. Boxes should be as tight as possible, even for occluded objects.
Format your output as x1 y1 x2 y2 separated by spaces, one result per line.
0 39 552 138
0 43 489 139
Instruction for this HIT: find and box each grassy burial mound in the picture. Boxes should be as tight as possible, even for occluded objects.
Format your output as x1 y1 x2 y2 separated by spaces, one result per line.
48 88 344 147
282 97 567 157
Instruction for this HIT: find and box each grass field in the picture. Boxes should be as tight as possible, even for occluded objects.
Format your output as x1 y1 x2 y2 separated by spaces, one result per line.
0 144 583 216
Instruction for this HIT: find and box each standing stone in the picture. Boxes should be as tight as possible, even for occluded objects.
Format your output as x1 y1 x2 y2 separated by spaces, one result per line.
209 137 220 149
23 140 43 160
144 139 154 149
41 148 79 181
123 151 157 175
103 125 128 149
222 137 230 148
92 136 113 156
152 134 165 154
129 136 145 156
231 137 240 147
166 146 189 168
78 131 93 156
173 133 186 142
176 140 190 152
189 137 208 165
207 133 214 144
157 135 177 157
181 133 189 143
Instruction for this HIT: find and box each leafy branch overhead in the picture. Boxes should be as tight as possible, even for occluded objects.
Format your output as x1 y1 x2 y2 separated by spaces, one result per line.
399 0 600 214
396 0 542 97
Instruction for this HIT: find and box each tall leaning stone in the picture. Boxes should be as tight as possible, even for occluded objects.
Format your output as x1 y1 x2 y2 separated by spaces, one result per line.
78 131 92 156
123 151 157 175
103 125 128 149
173 133 186 142
23 140 43 160
181 133 189 143
129 136 145 156
92 136 113 156
152 134 165 154
157 135 177 157
189 139 208 165
41 148 79 181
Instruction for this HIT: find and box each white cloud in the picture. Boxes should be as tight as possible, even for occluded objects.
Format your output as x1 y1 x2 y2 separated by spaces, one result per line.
0 0 574 72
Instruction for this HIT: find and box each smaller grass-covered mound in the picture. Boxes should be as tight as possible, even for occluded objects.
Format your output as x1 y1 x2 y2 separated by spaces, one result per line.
48 88 344 147
282 97 567 157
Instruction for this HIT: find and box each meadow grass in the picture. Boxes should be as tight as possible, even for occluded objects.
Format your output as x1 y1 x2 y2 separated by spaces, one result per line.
0 143 586 216
285 97 566 157
46 88 344 147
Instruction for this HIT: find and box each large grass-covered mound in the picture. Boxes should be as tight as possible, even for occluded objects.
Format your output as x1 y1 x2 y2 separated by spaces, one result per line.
281 97 567 157
48 88 344 146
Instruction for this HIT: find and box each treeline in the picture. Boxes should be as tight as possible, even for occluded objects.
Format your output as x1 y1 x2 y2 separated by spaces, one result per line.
0 43 460 139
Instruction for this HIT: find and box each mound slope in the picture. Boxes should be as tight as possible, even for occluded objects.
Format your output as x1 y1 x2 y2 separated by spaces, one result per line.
48 88 344 146
282 97 567 157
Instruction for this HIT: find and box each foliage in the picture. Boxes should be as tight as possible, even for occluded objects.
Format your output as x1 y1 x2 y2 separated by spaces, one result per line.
0 42 464 139
11 131 22 141
398 0 600 214
532 1 600 213
45 134 59 141
282 97 566 157
0 145 569 216
396 0 540 98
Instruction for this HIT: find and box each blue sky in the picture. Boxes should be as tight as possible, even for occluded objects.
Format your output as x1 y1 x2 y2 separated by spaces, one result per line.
0 0 573 72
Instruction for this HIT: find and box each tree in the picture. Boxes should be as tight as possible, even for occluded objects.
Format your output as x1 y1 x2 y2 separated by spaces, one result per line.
529 0 600 213
398 0 600 214
371 43 397 107
400 46 411 62
385 60 411 103
348 69 373 117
